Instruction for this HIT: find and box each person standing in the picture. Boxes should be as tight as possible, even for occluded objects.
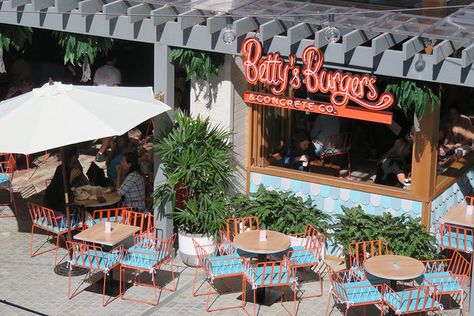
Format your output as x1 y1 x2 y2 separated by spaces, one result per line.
93 55 122 162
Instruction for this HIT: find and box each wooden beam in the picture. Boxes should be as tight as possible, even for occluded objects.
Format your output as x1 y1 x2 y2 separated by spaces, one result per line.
206 13 226 34
127 3 150 24
234 17 259 37
55 0 78 13
10 0 30 7
402 36 425 61
372 32 408 56
103 0 127 20
342 29 379 53
287 23 313 45
258 20 285 42
151 6 177 26
178 9 204 30
32 0 53 11
461 42 474 68
78 0 101 17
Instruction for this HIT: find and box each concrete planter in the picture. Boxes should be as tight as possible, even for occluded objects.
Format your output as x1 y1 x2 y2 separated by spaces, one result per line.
178 230 215 267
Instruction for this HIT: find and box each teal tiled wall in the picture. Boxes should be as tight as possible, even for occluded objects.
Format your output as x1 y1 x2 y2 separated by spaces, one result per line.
249 172 423 255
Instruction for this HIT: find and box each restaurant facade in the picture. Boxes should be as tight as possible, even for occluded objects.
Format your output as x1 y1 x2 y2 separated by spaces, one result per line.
1 0 474 255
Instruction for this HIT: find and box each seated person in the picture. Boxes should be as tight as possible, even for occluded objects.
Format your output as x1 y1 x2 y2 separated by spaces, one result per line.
284 134 316 171
107 134 130 184
441 107 474 150
44 146 88 226
116 152 146 211
374 138 412 188
310 114 341 156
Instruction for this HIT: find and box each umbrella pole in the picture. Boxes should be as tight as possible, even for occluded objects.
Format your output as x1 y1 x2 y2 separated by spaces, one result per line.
60 147 72 243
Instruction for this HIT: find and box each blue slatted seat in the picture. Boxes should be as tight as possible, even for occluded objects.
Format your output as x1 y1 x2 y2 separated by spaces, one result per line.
209 253 243 277
336 280 382 304
254 264 294 286
384 289 440 314
0 173 10 186
70 249 121 271
289 249 319 265
442 232 473 252
34 217 82 232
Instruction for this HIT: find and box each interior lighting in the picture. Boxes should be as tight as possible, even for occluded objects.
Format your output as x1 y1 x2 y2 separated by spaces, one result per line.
324 13 341 44
222 14 237 45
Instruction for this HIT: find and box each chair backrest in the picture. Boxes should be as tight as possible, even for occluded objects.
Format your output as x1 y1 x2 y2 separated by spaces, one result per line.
28 202 63 231
448 250 472 276
246 258 294 288
121 210 155 234
348 239 390 266
301 224 326 258
133 232 176 264
223 216 260 242
385 285 439 314
66 241 104 270
93 207 132 223
329 268 366 302
0 154 16 183
440 223 474 253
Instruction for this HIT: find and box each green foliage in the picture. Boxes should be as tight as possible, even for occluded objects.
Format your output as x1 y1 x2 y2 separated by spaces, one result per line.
230 185 332 235
0 24 32 52
53 32 114 65
333 206 438 260
153 110 234 236
170 48 223 81
385 80 440 119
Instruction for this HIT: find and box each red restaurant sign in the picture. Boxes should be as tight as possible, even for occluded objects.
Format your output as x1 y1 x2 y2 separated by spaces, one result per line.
242 38 394 124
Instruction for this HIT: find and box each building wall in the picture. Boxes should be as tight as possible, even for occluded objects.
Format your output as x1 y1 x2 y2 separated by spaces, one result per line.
189 55 248 193
430 169 474 231
249 172 424 255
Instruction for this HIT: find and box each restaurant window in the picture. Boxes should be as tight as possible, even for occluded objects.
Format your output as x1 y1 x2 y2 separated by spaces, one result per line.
250 81 416 190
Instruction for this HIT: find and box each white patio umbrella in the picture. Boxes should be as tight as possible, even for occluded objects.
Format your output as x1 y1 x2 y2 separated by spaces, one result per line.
0 82 171 241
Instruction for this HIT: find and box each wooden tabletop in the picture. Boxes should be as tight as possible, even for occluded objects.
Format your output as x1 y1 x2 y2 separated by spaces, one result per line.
73 192 122 208
74 222 139 246
364 255 425 281
440 203 474 228
233 230 291 254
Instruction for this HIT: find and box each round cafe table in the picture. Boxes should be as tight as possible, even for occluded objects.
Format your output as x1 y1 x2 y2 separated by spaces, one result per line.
234 230 291 305
73 192 122 208
364 255 425 315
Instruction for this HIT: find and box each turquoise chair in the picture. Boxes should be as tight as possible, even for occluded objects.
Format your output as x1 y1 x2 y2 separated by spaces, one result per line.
327 267 384 316
120 232 177 305
192 239 246 313
244 257 297 316
66 241 123 306
383 284 442 315
440 223 473 253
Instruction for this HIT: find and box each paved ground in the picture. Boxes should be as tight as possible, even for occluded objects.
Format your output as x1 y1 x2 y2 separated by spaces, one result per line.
0 150 468 315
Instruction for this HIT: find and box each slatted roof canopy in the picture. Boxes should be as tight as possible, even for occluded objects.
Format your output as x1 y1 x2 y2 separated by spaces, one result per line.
1 0 474 86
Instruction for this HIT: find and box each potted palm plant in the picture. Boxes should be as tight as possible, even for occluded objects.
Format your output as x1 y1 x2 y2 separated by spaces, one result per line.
154 110 234 266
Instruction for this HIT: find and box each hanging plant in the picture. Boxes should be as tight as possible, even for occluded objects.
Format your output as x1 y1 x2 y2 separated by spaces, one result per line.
385 80 440 120
170 48 223 82
0 24 33 73
53 32 114 82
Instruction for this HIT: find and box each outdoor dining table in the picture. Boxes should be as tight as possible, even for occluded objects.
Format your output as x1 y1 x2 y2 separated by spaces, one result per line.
233 230 291 305
73 192 122 209
364 255 425 316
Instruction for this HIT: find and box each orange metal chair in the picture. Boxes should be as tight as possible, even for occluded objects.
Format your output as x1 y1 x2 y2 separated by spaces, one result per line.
244 257 297 316
439 223 474 253
383 284 442 315
120 233 177 305
220 216 260 254
0 154 16 218
66 241 123 306
121 210 155 235
88 207 132 227
418 250 471 314
287 224 325 298
320 132 352 177
192 239 247 313
28 202 83 265
326 267 384 316
348 239 391 267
